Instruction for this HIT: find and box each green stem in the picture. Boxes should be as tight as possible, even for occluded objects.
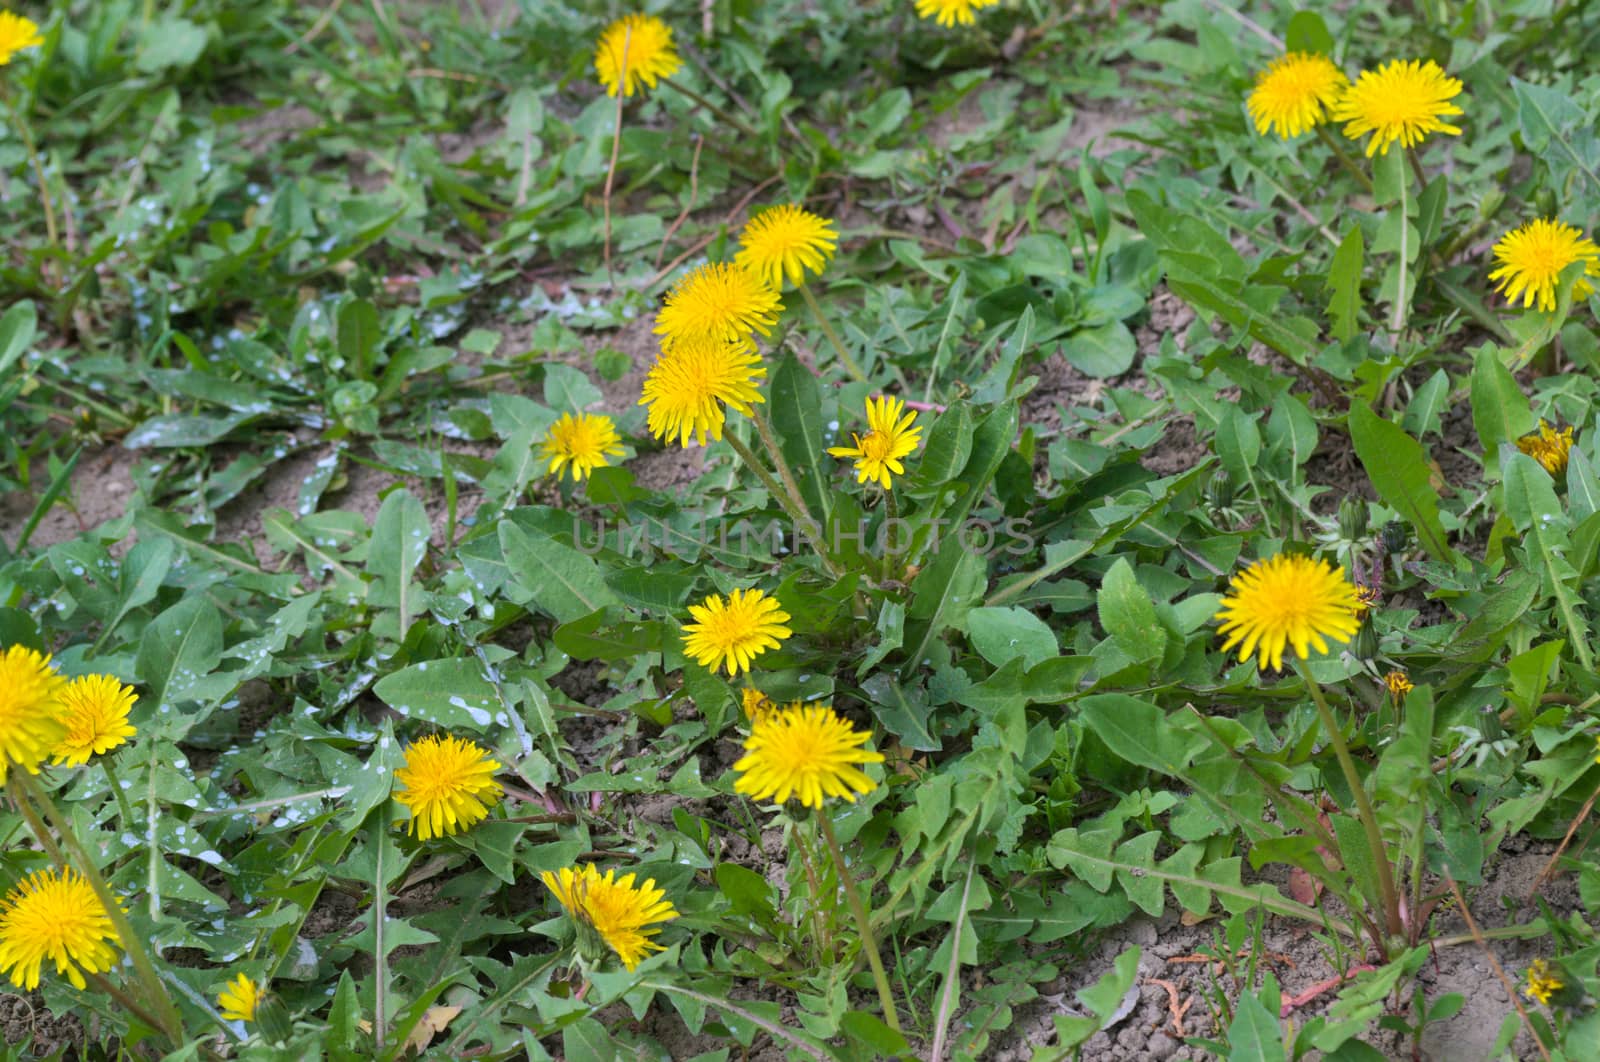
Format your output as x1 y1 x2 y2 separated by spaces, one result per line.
798 282 869 384
99 759 138 838
751 407 817 532
1315 125 1376 196
797 819 835 963
818 813 901 1035
11 771 184 1044
1392 147 1410 336
723 427 839 577
659 77 763 142
0 83 60 255
1297 662 1404 947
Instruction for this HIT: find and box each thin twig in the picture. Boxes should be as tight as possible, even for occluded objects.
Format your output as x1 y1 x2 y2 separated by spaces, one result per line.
1526 780 1600 901
656 134 703 271
646 175 782 290
1202 0 1284 48
1443 873 1552 1062
284 0 346 54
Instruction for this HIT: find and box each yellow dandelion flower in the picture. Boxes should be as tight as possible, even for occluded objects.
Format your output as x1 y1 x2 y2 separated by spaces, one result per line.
914 0 1000 28
541 864 679 971
0 12 43 67
682 588 792 677
741 688 777 726
638 333 767 447
0 645 68 786
217 972 261 1022
654 263 782 349
593 13 680 99
1516 419 1574 476
733 702 885 808
1330 59 1464 157
1214 553 1362 672
736 205 839 289
1246 52 1349 139
51 675 137 767
1488 218 1600 312
1524 959 1563 1006
1383 670 1413 700
0 868 120 991
393 734 503 841
540 412 625 482
827 395 923 490
1353 585 1379 618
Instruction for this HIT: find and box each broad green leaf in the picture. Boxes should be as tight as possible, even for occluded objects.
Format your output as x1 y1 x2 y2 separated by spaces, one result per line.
373 658 505 733
1284 10 1333 53
1326 225 1364 341
1346 404 1452 562
1504 452 1592 668
1567 447 1600 521
0 300 36 378
966 606 1057 669
499 520 619 623
1096 560 1166 667
542 363 603 412
1469 347 1535 479
136 596 225 705
368 489 431 637
336 297 381 380
769 353 832 522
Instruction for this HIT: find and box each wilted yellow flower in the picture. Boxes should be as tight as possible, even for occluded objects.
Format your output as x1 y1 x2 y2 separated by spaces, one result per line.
394 735 503 840
654 263 782 349
1516 419 1574 476
734 702 884 808
1246 52 1349 139
0 868 120 990
51 674 136 767
1353 585 1379 618
540 412 625 482
593 13 680 98
1524 959 1563 1006
1330 59 1463 157
1383 670 1413 700
914 0 1000 27
217 972 261 1022
0 645 68 786
682 588 792 677
736 205 839 289
1489 219 1600 312
741 688 777 726
541 864 678 971
828 395 923 490
1214 554 1362 672
0 11 42 67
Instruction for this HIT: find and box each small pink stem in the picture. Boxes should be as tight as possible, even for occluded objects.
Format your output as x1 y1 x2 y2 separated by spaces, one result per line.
901 399 947 413
1280 964 1378 1016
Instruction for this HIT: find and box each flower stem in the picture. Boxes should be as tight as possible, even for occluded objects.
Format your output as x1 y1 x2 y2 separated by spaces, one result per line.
1296 662 1404 947
798 282 868 384
0 83 61 266
723 426 839 577
100 759 138 836
1392 147 1410 336
1314 125 1375 196
818 812 901 1035
602 26 631 289
797 820 835 962
11 770 184 1044
751 407 817 532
